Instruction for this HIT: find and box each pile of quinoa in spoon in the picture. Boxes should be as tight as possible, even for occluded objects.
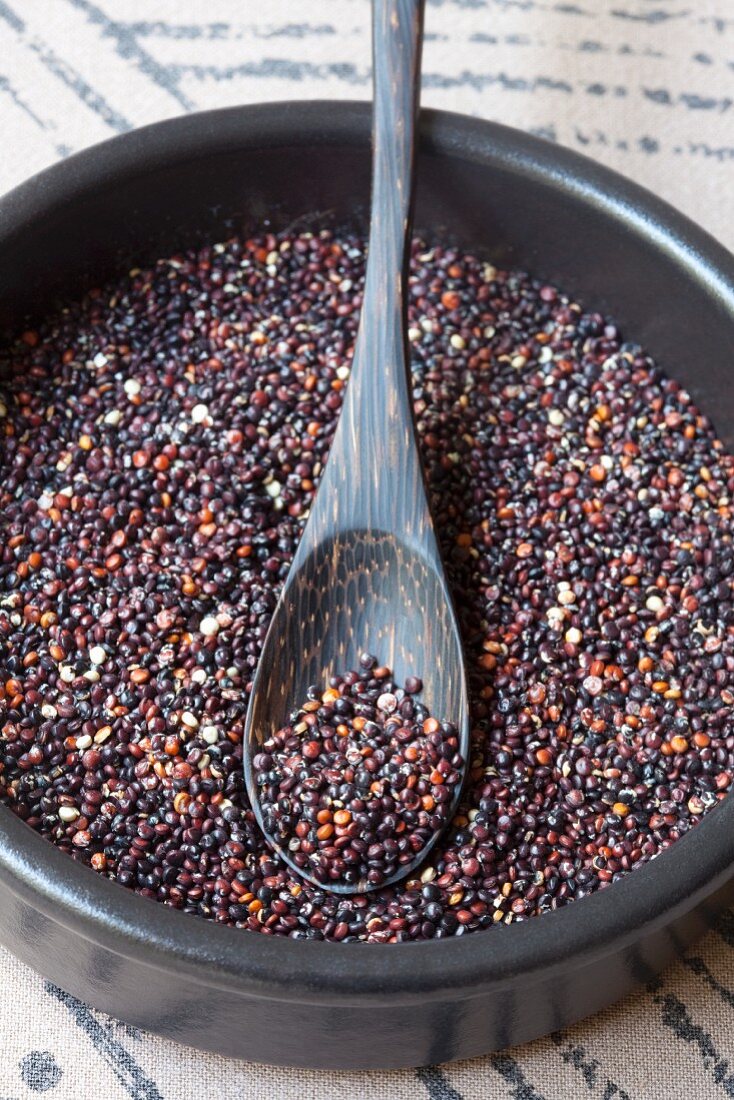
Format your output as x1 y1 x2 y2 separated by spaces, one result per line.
252 656 463 890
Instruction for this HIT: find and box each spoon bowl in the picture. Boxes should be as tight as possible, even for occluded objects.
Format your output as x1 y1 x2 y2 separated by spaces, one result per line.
242 0 471 891
243 528 470 893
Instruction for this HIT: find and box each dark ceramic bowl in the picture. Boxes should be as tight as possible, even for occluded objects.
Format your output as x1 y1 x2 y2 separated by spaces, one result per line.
1 102 734 1070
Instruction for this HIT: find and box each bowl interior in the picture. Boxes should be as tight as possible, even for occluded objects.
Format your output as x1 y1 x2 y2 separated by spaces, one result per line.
1 103 734 1005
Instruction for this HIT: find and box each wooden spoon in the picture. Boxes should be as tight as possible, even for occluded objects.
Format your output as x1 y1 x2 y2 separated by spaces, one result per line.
243 0 470 894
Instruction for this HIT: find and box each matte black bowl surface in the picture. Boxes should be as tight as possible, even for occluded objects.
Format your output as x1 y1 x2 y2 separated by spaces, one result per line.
1 102 734 1070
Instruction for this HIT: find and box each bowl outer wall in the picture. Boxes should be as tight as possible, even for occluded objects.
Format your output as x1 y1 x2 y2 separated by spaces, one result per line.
0 101 733 1066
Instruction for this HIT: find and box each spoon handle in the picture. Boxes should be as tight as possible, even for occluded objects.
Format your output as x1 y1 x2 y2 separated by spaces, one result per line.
355 0 425 405
306 0 430 548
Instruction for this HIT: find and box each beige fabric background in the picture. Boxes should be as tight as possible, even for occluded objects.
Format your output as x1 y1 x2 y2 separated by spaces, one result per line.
0 2 733 1098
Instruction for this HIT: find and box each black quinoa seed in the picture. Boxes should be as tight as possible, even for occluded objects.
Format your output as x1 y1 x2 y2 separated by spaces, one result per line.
1 230 734 943
253 659 463 888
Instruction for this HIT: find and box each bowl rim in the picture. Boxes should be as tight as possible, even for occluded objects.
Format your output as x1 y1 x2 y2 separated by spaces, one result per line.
1 99 734 1007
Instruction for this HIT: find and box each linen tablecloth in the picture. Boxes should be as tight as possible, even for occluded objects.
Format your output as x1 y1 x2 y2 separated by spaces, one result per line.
1 2 733 1097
